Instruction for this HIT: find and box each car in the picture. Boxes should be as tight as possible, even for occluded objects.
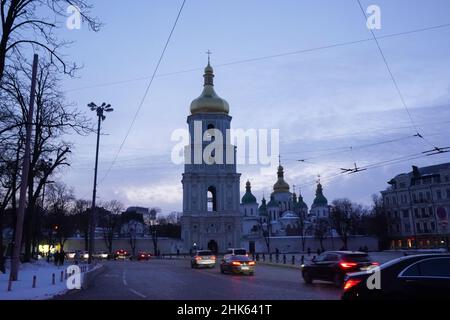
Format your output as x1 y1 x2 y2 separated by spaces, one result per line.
114 249 130 260
301 251 379 287
191 250 216 268
94 251 109 260
66 251 77 259
80 251 90 260
137 252 151 261
342 254 450 300
220 255 255 275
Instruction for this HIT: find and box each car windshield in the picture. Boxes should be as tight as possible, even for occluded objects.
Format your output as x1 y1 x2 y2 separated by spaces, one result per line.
197 251 212 256
344 254 370 262
233 249 246 255
231 255 251 262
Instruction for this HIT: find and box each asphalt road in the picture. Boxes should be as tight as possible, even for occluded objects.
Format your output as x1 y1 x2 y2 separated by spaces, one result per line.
57 259 341 300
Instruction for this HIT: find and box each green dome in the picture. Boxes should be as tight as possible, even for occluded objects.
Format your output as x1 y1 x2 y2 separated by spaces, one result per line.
312 183 328 206
241 181 257 204
298 194 308 209
258 198 268 216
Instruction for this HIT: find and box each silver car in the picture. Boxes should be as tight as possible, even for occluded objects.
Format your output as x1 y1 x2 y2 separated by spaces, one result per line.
191 250 216 268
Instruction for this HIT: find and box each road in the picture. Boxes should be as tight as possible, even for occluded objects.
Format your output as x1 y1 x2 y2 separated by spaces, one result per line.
57 259 341 300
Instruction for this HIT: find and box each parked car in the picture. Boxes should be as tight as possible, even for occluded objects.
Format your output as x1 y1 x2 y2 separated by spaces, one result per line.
220 255 255 275
137 252 151 261
94 251 109 260
191 250 216 268
66 251 77 259
114 249 130 260
342 254 450 300
301 251 379 287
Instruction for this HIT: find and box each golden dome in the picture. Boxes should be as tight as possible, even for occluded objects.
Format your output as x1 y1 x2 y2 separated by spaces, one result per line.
190 63 229 115
273 165 290 193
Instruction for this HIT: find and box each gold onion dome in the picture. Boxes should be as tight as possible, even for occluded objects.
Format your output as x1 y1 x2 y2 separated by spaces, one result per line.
190 62 230 115
273 165 290 193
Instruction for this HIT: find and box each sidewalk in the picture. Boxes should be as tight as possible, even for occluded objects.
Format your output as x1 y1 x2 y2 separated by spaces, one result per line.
0 259 100 300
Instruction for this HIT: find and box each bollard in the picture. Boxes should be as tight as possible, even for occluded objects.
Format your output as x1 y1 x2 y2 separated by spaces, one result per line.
52 273 55 285
301 255 305 265
32 275 37 288
60 271 64 282
283 254 286 264
292 255 295 265
8 276 12 292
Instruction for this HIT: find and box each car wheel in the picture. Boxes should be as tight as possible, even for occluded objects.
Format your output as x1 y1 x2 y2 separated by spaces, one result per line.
333 273 344 287
303 271 313 284
249 272 255 276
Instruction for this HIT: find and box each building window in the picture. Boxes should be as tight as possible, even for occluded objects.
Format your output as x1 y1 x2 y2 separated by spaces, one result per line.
437 190 442 200
416 223 421 233
431 222 436 231
414 208 419 218
404 223 411 232
426 191 431 201
207 186 217 212
447 189 450 199
421 208 426 217
402 210 409 218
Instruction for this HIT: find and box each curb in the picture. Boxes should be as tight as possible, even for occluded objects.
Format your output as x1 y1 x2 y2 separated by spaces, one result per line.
81 264 105 290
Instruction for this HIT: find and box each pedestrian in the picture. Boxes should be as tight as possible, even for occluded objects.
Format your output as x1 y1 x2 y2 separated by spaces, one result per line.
317 248 321 256
177 249 180 257
363 245 369 253
54 251 59 266
60 249 65 266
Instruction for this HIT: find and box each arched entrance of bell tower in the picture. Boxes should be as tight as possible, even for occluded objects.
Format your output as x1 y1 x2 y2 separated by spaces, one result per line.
207 239 218 254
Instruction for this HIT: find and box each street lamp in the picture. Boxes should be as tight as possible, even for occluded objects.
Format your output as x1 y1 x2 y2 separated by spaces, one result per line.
87 102 113 264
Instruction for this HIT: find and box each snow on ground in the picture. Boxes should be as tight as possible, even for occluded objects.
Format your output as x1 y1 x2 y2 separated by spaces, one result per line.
0 259 100 300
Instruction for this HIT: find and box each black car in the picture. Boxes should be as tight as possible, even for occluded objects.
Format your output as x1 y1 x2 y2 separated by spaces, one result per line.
220 255 255 275
342 254 450 300
301 251 379 287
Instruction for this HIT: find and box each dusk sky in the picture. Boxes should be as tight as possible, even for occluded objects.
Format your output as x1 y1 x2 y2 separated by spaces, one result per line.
54 0 450 214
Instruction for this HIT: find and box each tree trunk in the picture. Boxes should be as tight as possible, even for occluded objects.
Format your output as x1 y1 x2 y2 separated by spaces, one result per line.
0 213 5 273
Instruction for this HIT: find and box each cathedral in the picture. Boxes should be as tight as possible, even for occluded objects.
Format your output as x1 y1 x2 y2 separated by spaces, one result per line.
180 61 330 254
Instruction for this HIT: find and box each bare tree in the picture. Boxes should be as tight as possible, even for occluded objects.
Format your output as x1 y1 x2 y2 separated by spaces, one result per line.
101 200 123 255
1 59 92 261
44 181 75 248
147 207 161 256
330 199 362 250
314 218 329 252
0 0 101 84
72 199 90 250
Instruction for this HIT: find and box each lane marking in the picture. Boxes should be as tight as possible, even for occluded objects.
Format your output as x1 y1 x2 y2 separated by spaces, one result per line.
128 288 147 299
122 269 128 286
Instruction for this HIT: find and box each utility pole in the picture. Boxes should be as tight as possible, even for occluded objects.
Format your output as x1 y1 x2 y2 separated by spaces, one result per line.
88 102 113 264
10 54 39 281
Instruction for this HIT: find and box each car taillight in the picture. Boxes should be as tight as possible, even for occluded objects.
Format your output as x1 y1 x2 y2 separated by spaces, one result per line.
371 262 380 266
211 256 216 260
343 279 362 291
248 261 255 266
339 261 358 269
195 256 202 261
231 261 241 266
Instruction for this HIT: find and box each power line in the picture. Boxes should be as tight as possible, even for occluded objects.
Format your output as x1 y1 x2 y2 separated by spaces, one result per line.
97 0 187 186
356 0 438 150
64 22 450 93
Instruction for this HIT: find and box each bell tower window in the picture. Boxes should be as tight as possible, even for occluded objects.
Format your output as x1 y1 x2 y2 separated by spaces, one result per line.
207 186 217 212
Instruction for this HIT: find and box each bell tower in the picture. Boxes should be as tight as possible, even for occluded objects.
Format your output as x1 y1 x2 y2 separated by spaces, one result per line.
180 60 241 253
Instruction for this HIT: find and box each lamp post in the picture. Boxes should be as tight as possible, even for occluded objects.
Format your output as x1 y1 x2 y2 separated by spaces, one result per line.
88 102 113 264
